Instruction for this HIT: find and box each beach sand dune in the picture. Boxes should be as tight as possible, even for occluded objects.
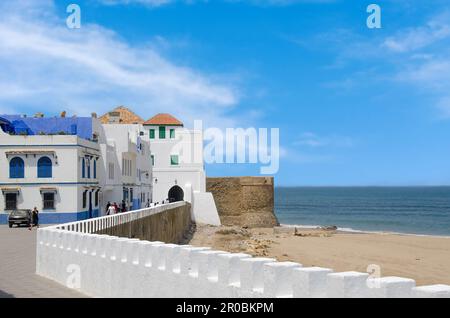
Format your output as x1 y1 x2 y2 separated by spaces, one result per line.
189 225 450 286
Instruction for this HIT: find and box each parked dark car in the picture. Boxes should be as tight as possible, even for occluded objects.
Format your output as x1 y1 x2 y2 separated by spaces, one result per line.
8 210 32 228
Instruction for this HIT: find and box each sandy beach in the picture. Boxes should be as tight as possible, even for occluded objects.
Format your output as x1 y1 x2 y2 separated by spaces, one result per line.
189 225 450 286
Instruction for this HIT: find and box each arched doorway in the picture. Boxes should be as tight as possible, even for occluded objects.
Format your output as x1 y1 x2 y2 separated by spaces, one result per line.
168 186 184 202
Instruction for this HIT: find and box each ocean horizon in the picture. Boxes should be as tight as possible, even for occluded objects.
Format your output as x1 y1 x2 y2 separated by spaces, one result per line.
274 186 450 237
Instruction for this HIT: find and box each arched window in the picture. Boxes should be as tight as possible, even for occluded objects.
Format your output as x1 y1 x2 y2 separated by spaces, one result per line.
82 158 86 178
10 157 24 179
37 156 52 178
93 160 97 179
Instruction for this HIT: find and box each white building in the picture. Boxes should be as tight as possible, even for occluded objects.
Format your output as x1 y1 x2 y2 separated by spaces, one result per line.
99 123 152 215
0 107 220 226
0 115 102 224
142 113 220 225
142 114 205 204
0 110 152 224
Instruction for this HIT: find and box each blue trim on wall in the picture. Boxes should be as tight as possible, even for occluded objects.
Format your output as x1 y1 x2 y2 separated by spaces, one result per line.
0 182 99 186
0 214 7 224
132 199 140 210
92 209 100 218
0 209 100 225
0 144 100 152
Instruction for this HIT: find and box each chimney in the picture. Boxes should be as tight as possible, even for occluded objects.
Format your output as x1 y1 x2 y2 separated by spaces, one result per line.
61 111 67 118
91 112 97 119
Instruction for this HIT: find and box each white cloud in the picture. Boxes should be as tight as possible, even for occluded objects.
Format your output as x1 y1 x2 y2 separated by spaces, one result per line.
398 60 450 87
383 13 450 53
0 0 240 127
387 14 450 119
98 0 191 7
395 58 450 119
98 0 335 7
307 11 450 120
294 132 354 148
281 148 334 164
437 98 450 118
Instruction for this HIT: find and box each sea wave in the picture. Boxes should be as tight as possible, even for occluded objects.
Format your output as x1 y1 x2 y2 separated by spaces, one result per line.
279 224 450 238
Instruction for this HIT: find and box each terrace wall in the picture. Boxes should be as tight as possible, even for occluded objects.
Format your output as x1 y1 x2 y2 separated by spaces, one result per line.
95 203 191 243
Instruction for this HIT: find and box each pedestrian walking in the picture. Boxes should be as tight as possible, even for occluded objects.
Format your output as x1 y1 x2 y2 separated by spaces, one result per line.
108 203 116 215
29 207 39 230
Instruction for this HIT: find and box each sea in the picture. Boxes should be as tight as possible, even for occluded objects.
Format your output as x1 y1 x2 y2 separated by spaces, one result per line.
275 187 450 237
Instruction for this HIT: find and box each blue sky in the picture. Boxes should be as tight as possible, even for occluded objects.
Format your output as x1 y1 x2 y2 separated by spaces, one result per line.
1 0 450 186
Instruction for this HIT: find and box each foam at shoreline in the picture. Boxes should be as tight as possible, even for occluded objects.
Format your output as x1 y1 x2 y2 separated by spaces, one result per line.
280 223 450 238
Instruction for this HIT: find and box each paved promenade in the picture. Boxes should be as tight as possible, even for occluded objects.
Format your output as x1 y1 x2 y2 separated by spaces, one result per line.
0 225 86 298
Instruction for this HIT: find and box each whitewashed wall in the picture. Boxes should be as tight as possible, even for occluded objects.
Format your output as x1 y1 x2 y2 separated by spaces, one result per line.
36 205 450 298
0 133 101 222
142 126 219 226
143 126 205 203
99 124 152 212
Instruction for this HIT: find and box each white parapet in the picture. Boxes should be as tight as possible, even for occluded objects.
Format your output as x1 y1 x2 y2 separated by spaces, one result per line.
207 253 252 298
178 246 211 275
188 250 229 298
92 235 118 297
192 191 221 226
413 285 450 298
35 205 450 299
292 267 333 298
216 253 252 286
238 257 277 297
367 276 416 298
263 262 303 298
327 271 370 298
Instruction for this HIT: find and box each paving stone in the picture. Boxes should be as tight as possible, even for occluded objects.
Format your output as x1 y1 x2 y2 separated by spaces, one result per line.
0 226 87 298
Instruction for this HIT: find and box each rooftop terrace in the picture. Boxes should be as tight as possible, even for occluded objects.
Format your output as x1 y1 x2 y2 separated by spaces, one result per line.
0 115 95 141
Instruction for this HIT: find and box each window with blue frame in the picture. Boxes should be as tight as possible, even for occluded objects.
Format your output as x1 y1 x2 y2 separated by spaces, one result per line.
37 156 52 178
93 160 97 179
87 159 91 179
10 157 24 178
82 158 86 178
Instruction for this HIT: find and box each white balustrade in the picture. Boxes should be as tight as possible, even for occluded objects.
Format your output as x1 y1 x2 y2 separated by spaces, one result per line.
35 203 450 298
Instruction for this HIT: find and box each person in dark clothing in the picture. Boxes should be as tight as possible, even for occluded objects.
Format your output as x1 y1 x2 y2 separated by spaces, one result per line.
121 200 127 213
29 207 39 230
106 201 111 215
